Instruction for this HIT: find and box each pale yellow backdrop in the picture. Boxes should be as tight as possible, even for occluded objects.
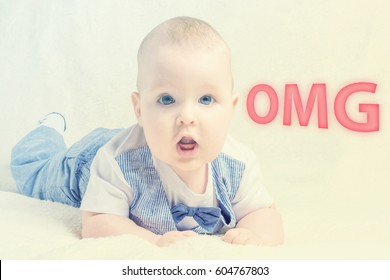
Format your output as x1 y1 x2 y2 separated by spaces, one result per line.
0 0 389 259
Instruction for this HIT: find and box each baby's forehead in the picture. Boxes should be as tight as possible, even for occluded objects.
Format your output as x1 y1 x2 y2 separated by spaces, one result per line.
138 38 231 75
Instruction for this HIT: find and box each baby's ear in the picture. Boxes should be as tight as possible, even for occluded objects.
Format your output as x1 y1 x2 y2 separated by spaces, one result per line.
232 93 239 109
131 92 142 126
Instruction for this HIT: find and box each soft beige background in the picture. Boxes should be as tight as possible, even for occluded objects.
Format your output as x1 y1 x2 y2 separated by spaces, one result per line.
0 0 389 258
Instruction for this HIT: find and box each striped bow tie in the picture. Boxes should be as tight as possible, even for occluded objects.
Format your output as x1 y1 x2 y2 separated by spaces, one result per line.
171 203 221 232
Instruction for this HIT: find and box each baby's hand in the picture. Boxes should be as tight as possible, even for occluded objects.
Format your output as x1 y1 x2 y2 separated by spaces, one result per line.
156 230 198 247
222 228 262 245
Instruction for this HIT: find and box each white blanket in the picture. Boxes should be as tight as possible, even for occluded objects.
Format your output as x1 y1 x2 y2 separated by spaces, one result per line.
1 0 389 260
1 189 389 260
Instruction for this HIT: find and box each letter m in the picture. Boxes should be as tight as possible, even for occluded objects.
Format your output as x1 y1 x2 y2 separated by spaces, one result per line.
283 83 328 128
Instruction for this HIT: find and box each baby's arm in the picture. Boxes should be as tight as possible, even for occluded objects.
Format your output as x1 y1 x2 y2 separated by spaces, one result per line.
222 204 284 246
81 211 197 246
82 211 159 243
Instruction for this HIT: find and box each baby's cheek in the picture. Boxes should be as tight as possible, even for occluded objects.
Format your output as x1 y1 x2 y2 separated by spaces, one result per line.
204 138 225 160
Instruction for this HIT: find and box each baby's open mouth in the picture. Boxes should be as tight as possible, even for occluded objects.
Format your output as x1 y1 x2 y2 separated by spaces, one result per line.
178 137 197 150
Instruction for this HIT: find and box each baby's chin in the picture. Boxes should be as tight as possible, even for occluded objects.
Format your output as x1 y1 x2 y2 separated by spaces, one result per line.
166 155 211 170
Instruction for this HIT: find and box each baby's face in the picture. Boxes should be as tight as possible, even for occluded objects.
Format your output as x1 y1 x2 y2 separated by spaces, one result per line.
133 44 237 176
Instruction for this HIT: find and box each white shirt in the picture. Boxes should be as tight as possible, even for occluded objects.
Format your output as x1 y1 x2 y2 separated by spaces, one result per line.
80 125 273 228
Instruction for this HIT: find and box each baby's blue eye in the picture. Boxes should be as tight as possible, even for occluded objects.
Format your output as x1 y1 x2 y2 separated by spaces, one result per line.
199 95 215 105
158 95 175 105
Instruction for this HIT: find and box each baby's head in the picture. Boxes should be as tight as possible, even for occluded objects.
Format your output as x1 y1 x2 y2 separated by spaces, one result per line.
132 17 238 177
136 16 233 91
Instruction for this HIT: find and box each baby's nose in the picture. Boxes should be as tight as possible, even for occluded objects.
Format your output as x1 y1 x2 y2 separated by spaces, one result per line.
176 105 196 126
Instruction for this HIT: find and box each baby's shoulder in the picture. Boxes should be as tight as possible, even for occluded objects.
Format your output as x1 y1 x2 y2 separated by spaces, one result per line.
220 135 257 165
101 124 147 156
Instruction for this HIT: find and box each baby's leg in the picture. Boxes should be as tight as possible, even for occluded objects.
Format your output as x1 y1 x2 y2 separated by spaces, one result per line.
11 122 121 207
10 125 74 203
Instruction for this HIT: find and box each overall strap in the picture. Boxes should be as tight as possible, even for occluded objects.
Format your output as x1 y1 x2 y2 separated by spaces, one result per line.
116 147 176 235
211 152 246 230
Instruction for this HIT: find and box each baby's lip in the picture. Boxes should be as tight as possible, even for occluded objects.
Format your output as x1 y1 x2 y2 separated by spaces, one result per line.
176 134 198 144
179 136 197 145
177 136 198 151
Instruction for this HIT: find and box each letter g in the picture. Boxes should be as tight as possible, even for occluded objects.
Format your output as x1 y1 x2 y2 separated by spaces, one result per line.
334 82 379 132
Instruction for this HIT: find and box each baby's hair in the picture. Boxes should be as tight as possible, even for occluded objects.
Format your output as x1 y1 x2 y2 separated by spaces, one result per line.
137 16 229 60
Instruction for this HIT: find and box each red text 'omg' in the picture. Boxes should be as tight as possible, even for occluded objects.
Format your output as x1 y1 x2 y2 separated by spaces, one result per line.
246 82 379 132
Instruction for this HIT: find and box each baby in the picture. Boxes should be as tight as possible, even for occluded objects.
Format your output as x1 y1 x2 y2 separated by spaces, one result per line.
11 17 283 247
